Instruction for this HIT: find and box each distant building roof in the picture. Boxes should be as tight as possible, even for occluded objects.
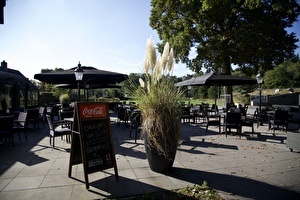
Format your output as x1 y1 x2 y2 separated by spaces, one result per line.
0 60 38 91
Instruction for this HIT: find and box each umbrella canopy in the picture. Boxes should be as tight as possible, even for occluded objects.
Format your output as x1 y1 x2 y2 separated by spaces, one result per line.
55 83 121 89
175 72 257 87
34 66 128 85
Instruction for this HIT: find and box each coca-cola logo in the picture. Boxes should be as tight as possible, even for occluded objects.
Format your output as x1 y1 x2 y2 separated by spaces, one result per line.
82 106 104 117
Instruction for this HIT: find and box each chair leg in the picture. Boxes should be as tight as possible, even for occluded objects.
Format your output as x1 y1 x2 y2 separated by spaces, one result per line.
135 129 138 143
11 135 14 147
18 131 21 140
23 130 27 141
129 127 132 138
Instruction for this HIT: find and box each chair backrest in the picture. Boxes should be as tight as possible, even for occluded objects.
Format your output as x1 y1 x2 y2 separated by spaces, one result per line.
27 108 39 120
274 110 289 121
181 107 191 116
246 107 256 116
226 112 241 124
130 112 142 127
211 104 218 112
39 107 46 116
17 112 28 127
60 110 74 120
0 115 14 133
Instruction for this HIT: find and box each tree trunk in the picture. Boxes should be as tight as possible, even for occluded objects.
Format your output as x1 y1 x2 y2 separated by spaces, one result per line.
222 57 233 104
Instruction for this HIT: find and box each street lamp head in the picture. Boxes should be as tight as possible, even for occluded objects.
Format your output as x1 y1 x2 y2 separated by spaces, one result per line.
74 62 84 81
256 71 263 84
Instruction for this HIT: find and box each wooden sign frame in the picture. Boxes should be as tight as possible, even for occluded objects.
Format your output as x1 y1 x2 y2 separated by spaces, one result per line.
68 102 119 189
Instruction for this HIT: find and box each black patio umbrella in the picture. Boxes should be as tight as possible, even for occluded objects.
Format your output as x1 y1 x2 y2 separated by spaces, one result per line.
34 65 128 85
55 83 121 89
175 72 257 87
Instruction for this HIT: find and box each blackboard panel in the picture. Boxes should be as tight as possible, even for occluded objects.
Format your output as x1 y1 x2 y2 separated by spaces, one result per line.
81 118 114 173
68 102 118 189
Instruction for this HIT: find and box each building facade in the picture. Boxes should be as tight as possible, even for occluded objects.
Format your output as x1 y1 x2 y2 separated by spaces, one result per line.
0 60 38 114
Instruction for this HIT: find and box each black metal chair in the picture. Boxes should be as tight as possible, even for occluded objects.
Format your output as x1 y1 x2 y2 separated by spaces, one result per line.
241 108 258 136
181 107 192 124
225 112 242 138
13 112 28 141
49 105 60 121
38 107 46 127
0 115 15 146
117 106 130 125
46 114 72 148
205 112 221 133
268 110 289 132
193 105 207 124
129 111 142 143
26 108 39 129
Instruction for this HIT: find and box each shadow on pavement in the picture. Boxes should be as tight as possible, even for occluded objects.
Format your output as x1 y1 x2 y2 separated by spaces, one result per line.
166 167 300 200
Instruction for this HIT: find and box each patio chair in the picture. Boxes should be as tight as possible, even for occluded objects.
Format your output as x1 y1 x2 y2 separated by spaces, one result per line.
26 108 39 129
117 106 130 125
46 114 72 148
13 112 28 141
193 105 207 124
241 107 258 136
0 115 15 146
38 106 46 127
129 111 142 143
49 105 60 121
181 106 192 124
205 112 221 133
268 110 289 132
225 112 242 138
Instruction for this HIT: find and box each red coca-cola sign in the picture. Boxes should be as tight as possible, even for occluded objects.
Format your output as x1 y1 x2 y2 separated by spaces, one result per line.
79 104 107 118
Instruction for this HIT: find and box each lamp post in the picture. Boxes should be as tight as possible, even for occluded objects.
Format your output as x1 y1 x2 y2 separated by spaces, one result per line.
74 62 84 102
256 71 263 125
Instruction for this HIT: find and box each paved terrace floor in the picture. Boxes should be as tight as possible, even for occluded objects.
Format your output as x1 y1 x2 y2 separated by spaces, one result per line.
0 114 300 200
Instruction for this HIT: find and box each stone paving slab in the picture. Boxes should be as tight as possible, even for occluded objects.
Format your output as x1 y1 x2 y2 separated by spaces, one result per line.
0 117 299 200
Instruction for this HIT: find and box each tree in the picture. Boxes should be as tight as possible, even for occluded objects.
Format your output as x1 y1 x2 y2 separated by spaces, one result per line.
150 0 300 76
37 68 72 101
264 61 300 88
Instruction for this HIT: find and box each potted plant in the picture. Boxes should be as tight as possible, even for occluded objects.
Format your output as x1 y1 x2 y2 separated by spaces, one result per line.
131 37 183 173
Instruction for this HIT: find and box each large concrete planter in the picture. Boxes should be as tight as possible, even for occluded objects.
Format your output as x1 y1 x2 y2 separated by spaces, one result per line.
144 133 176 173
287 131 300 152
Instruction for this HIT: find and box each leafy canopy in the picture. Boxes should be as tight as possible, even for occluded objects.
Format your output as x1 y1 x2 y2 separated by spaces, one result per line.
264 60 300 88
150 0 300 75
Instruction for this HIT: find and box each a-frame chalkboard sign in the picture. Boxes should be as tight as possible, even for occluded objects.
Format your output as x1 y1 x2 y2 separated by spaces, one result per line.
68 102 119 189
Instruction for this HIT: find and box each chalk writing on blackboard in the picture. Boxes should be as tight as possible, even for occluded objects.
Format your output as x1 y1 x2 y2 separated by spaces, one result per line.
68 102 119 189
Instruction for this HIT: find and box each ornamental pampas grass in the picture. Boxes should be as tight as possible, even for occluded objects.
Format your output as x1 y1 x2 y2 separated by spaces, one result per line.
132 37 183 160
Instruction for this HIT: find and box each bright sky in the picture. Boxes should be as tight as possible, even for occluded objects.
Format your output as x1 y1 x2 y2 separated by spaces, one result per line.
1 0 299 81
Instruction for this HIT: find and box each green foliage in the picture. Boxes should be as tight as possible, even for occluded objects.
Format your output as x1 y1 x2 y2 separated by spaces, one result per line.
59 94 70 104
207 86 218 99
129 180 223 199
121 73 145 97
197 86 208 99
264 61 300 88
150 0 300 75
